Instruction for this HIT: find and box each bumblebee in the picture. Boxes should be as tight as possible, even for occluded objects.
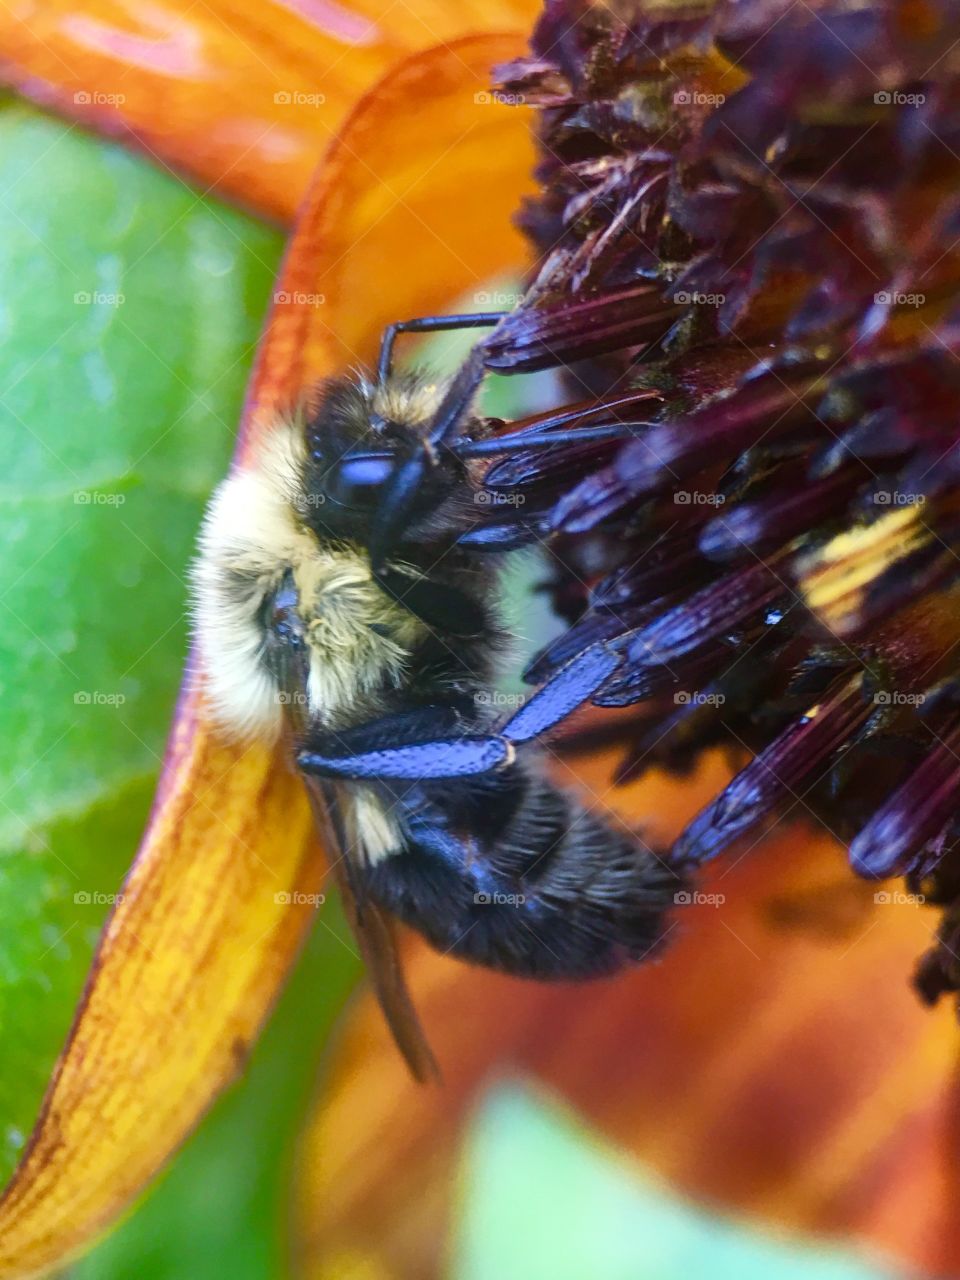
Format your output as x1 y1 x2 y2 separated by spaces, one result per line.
192 312 680 1076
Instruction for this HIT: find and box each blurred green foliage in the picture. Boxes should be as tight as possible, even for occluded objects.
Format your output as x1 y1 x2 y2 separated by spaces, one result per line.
0 101 298 1221
455 1086 902 1280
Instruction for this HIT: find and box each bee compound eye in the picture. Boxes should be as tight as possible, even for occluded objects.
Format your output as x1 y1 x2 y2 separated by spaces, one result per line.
326 452 395 508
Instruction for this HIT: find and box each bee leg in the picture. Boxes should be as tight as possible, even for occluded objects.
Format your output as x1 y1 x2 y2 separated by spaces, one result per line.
297 643 622 782
455 421 650 458
371 564 486 637
497 641 623 743
371 342 491 571
297 707 510 782
377 311 505 382
298 734 511 781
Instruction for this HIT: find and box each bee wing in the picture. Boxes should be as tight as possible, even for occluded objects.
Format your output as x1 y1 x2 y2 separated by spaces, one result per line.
301 774 439 1083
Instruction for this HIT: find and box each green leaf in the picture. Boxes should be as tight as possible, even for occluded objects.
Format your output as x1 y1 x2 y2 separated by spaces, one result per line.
454 1085 905 1280
0 104 283 1181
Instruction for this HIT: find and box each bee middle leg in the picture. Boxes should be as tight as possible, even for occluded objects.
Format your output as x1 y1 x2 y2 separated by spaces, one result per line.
297 717 510 781
297 641 622 782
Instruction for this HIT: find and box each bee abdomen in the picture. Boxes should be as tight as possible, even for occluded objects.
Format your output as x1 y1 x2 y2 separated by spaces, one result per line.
363 768 683 979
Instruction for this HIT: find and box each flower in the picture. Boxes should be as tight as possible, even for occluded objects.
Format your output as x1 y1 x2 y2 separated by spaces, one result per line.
474 0 960 1003
3 0 960 1276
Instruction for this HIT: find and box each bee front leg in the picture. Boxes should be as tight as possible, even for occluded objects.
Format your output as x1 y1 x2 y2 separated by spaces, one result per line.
371 563 486 637
376 311 505 383
370 343 490 572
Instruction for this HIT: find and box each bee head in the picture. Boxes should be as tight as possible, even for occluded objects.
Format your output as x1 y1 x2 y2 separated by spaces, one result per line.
300 373 473 547
191 413 427 744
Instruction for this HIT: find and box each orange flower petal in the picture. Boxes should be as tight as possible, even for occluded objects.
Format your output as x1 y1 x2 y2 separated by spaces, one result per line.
0 707 324 1278
296 749 960 1279
0 0 537 222
239 30 537 423
0 35 535 1275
